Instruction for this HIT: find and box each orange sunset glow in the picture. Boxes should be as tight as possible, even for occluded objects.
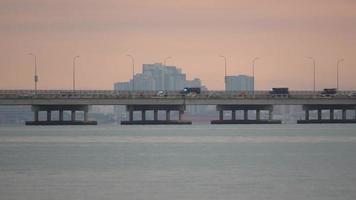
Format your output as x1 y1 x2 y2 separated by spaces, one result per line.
1 0 356 90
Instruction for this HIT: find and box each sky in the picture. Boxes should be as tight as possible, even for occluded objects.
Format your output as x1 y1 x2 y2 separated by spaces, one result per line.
1 0 356 90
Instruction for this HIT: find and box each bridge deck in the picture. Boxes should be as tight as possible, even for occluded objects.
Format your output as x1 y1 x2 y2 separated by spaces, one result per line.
0 90 356 105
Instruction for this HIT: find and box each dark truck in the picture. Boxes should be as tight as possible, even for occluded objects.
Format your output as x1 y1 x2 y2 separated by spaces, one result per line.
180 87 201 95
269 88 289 97
320 88 337 97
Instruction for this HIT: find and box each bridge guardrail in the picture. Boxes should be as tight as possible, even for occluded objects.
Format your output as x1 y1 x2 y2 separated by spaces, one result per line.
1 90 356 99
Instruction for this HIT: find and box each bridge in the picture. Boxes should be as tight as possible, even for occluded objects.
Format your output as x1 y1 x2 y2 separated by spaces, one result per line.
1 90 356 125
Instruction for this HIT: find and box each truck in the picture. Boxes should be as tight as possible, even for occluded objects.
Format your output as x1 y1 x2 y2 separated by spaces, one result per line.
320 88 337 97
269 88 289 97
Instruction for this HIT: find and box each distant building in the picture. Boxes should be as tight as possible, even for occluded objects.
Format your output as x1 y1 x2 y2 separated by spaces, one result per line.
114 82 130 91
225 75 254 91
114 63 205 91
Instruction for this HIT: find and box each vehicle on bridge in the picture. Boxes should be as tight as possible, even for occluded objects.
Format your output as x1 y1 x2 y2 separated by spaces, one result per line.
156 90 168 97
269 88 289 97
348 92 356 97
180 87 201 96
320 88 337 97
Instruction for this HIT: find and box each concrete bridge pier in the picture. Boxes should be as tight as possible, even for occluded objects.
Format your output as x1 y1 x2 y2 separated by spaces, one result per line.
318 109 322 120
330 109 334 120
219 110 223 121
59 110 64 121
342 109 347 120
305 110 310 121
256 109 261 121
71 110 76 121
34 110 39 122
211 105 281 124
298 104 356 124
26 105 97 125
166 110 171 121
46 110 51 121
121 105 191 125
269 110 273 121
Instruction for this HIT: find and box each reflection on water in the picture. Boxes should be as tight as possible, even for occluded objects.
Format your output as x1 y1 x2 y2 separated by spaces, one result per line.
1 124 356 200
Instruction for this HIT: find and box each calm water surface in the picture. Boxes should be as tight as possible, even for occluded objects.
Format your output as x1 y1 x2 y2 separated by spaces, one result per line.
1 124 356 200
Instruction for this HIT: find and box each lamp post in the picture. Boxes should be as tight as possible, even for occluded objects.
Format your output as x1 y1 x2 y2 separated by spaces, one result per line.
252 57 260 91
28 53 38 93
307 57 316 93
126 54 135 91
72 56 80 92
219 55 227 90
163 57 172 66
336 59 344 90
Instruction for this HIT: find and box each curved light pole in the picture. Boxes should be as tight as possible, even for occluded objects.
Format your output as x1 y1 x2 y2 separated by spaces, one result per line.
126 54 135 91
252 57 260 91
219 55 227 90
28 53 38 93
163 57 172 66
336 59 344 90
72 56 80 92
307 57 316 92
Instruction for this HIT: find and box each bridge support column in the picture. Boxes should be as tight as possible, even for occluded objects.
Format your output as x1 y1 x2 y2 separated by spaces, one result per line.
34 111 39 122
305 110 309 121
26 105 96 125
84 110 88 122
154 110 158 121
243 109 248 120
268 110 273 120
342 109 347 120
121 105 191 125
129 110 133 122
59 110 64 121
141 110 146 121
256 109 260 121
47 111 51 121
211 105 281 124
166 110 171 121
179 110 183 121
71 110 76 121
298 105 356 124
330 109 334 120
317 109 322 120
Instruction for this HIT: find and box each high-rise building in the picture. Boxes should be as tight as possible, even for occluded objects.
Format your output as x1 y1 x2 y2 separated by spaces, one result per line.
114 63 204 91
225 75 254 91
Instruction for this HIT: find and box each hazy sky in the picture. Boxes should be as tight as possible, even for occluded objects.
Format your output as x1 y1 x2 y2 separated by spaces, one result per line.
1 0 356 90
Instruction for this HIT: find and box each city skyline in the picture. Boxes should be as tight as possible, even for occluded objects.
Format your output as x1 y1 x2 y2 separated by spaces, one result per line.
114 63 206 91
1 0 356 90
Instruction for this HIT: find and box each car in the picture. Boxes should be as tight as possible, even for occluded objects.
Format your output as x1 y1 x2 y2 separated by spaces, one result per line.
348 92 356 97
156 90 167 97
238 91 248 97
180 87 201 95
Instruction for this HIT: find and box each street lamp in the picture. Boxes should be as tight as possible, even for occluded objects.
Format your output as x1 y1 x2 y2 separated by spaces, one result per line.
219 55 227 90
307 57 316 92
126 54 135 91
252 57 260 91
28 53 38 93
337 59 344 90
72 56 80 92
163 57 172 66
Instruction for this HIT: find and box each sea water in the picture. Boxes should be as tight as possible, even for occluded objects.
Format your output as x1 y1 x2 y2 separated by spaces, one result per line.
0 124 356 200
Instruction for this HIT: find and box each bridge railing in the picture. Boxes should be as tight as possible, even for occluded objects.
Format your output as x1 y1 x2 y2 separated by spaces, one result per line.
0 90 356 99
